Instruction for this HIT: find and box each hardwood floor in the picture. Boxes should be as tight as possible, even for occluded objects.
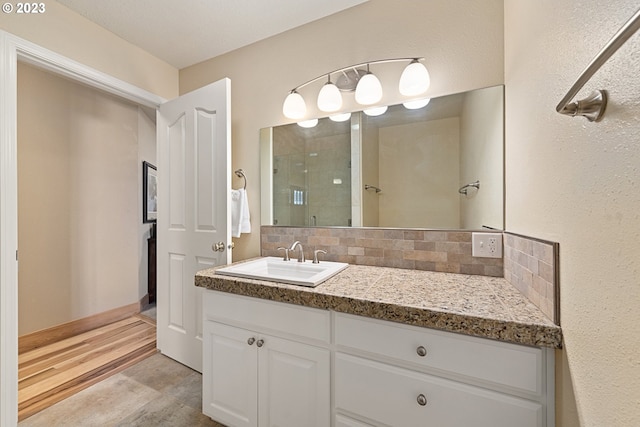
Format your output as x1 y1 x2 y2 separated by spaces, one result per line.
18 314 157 421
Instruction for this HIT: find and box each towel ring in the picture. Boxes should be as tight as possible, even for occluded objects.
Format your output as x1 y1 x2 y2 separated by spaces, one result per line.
235 169 247 189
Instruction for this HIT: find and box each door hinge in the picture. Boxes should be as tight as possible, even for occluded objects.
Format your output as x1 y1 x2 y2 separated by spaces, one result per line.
16 250 18 261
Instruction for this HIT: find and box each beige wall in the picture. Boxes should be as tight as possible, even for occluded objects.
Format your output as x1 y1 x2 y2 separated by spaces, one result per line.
179 0 505 260
18 63 152 334
378 118 461 228
459 86 504 229
0 0 178 99
505 1 640 426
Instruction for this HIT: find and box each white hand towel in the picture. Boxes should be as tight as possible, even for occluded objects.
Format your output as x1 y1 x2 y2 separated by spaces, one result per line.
231 188 251 238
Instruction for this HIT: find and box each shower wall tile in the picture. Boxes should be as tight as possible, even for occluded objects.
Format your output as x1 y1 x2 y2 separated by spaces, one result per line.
261 226 504 277
503 232 559 324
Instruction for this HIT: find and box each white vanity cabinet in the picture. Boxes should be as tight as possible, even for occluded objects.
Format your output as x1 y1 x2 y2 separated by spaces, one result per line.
202 290 555 427
202 291 331 427
333 313 554 427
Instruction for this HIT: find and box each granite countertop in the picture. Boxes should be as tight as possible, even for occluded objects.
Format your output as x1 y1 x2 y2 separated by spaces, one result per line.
196 262 562 349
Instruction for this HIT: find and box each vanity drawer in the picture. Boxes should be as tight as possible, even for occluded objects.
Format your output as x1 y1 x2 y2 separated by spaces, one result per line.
334 313 543 395
335 353 542 427
203 291 330 344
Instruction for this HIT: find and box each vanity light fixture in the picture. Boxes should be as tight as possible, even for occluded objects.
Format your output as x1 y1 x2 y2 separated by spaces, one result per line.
354 64 383 105
399 59 430 96
403 98 431 109
297 118 318 128
282 90 306 119
329 112 352 122
363 105 388 116
282 58 430 119
317 75 343 112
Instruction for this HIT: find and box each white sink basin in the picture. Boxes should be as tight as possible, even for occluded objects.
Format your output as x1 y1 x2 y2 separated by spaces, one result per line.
215 257 349 287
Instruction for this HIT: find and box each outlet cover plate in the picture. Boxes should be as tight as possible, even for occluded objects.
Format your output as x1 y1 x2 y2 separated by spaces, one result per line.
472 232 503 258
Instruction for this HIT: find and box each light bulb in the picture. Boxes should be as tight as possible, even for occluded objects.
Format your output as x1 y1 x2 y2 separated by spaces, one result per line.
403 98 431 109
282 91 306 119
399 60 430 96
355 71 383 105
329 112 351 122
317 81 342 112
363 106 388 116
297 118 318 128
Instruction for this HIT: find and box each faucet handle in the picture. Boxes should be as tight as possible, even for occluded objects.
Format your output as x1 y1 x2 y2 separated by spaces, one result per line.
313 249 327 264
277 247 290 261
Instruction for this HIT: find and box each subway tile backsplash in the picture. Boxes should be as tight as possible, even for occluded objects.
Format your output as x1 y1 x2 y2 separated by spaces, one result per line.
261 226 504 277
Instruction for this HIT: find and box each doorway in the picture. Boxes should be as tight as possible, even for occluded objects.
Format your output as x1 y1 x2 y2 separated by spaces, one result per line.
1 31 166 426
16 62 156 337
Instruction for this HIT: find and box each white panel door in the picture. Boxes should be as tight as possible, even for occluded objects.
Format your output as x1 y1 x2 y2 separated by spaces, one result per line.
157 79 231 372
258 335 330 427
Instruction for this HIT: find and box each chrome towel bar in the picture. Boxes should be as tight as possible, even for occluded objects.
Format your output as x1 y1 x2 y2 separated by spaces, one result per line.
556 8 640 121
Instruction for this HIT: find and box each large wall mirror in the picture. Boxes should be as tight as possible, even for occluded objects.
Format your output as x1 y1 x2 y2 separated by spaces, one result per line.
260 85 504 230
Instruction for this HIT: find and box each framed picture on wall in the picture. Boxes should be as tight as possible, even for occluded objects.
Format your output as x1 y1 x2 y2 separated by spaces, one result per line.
143 161 157 223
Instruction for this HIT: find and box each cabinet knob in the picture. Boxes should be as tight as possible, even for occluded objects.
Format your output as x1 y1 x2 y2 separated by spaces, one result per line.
247 337 256 345
417 394 428 406
416 346 427 357
256 339 264 348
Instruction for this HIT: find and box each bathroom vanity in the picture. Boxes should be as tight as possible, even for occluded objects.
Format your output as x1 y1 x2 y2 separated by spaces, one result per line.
196 262 561 427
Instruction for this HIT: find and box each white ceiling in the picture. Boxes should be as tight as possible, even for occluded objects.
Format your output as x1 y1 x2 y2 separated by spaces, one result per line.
56 0 368 69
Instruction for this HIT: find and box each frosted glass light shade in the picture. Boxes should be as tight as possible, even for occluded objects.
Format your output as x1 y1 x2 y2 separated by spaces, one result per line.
297 118 318 128
283 91 306 119
329 112 351 122
399 60 430 96
355 72 383 105
403 98 431 109
363 105 388 116
317 82 342 112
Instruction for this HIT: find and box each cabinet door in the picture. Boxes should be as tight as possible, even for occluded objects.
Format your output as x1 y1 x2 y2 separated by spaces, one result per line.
203 321 258 427
258 335 330 427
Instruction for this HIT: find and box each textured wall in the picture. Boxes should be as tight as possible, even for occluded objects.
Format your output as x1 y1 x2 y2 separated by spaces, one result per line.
505 1 640 426
180 0 505 260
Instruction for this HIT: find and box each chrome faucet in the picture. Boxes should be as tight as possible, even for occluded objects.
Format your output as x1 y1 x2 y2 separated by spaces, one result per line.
289 241 305 263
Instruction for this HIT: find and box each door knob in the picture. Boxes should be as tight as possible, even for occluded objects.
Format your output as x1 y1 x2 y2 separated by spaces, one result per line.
212 242 226 252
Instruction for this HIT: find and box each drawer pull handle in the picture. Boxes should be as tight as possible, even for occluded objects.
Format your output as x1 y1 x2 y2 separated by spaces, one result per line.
416 346 427 357
247 337 256 345
256 339 264 348
417 394 428 406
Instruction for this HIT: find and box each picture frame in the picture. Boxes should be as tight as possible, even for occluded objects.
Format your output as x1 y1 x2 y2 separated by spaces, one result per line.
143 161 157 223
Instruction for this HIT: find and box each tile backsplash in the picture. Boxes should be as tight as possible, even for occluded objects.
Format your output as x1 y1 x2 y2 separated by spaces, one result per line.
261 226 503 277
503 232 559 324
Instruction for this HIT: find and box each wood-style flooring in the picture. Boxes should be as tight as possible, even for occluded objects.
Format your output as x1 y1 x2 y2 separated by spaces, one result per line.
18 314 157 421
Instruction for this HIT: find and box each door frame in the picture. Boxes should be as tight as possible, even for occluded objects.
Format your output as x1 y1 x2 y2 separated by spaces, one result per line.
0 30 167 426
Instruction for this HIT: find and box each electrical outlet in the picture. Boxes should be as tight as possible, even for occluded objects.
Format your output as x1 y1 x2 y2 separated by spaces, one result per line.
472 232 503 258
